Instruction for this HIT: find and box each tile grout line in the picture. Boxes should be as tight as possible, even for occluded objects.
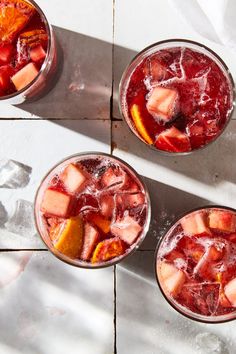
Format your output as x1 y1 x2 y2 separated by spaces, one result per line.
113 264 117 354
0 249 48 252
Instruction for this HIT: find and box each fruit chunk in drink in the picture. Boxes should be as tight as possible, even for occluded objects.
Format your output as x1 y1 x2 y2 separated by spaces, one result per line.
121 43 234 153
36 155 149 266
0 0 49 97
156 207 236 319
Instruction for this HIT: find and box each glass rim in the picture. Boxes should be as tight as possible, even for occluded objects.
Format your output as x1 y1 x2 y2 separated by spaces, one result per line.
154 204 236 323
34 151 151 269
0 0 53 101
119 38 236 156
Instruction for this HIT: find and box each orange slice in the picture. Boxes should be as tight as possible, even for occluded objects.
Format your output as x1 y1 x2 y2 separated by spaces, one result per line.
130 104 153 145
54 216 84 259
0 0 35 42
91 238 125 263
87 213 111 234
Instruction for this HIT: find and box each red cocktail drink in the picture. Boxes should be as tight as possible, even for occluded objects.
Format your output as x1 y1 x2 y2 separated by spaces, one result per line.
156 206 236 322
0 0 56 103
120 40 234 154
35 153 151 268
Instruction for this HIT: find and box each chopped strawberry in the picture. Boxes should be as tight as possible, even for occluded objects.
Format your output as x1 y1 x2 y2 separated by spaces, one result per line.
209 210 236 233
208 245 224 261
165 250 185 262
0 44 14 64
155 126 191 153
54 216 84 259
157 261 186 296
111 214 142 245
147 86 179 122
11 62 39 91
0 65 14 91
41 189 72 218
224 277 236 307
80 223 99 261
91 237 125 263
30 44 46 63
116 193 145 210
101 166 129 190
181 211 211 236
99 194 115 219
60 163 89 194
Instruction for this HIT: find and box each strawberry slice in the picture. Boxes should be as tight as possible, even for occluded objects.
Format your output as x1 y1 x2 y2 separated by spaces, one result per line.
101 166 129 190
224 277 236 307
30 44 46 63
180 211 211 236
0 65 15 91
147 86 179 122
99 194 115 219
155 126 191 153
11 62 39 91
80 223 99 261
116 193 145 210
209 210 236 233
54 216 84 259
0 0 35 43
157 261 186 297
111 214 142 245
60 163 89 194
41 189 72 218
0 44 14 64
91 237 125 263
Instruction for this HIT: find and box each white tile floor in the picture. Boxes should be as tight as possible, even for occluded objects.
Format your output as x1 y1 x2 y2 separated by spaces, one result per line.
0 1 236 353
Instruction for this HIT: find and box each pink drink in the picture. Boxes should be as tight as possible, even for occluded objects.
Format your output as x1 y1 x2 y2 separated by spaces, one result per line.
35 153 151 268
120 40 234 153
0 0 56 104
156 207 236 322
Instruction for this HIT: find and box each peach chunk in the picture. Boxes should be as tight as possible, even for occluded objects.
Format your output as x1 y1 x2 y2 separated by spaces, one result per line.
181 211 211 236
30 44 46 62
91 237 125 263
41 189 72 218
11 62 39 91
209 210 236 233
54 216 84 259
147 86 179 122
111 215 142 245
224 277 236 307
155 126 191 152
80 223 99 261
157 261 186 296
60 163 88 194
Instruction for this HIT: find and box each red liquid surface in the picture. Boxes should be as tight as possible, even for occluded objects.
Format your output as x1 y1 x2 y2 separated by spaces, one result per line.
0 0 48 97
157 208 236 318
125 47 233 152
39 157 148 265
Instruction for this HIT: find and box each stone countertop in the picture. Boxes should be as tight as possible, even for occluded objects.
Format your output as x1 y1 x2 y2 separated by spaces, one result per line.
0 1 235 353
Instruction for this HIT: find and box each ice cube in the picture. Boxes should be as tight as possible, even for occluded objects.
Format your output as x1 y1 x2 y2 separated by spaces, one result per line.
5 200 37 238
195 332 228 354
0 201 8 227
0 159 32 189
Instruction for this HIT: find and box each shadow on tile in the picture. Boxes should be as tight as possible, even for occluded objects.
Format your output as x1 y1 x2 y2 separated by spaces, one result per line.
117 251 231 354
18 26 114 119
112 120 236 187
140 175 210 250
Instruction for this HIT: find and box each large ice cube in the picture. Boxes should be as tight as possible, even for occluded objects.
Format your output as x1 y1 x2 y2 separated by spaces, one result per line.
0 159 32 189
5 200 37 238
0 201 8 227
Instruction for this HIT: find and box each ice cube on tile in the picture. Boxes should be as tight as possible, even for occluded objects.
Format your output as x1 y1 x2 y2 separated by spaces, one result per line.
0 159 32 189
195 332 228 354
5 200 37 238
0 201 8 227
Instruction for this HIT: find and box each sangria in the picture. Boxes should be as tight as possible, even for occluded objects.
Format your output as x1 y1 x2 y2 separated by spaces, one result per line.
34 153 151 268
155 206 236 322
0 0 56 104
119 40 235 154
